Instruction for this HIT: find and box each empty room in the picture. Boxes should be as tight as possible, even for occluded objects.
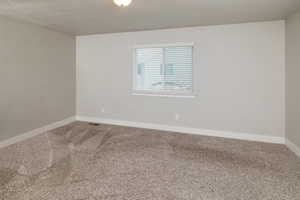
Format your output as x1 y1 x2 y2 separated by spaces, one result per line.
1 0 300 199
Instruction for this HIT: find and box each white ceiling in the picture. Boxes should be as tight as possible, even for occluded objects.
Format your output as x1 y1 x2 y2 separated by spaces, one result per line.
0 0 300 35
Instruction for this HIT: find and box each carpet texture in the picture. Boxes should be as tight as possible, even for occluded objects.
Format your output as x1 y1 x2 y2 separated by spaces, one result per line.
0 122 300 200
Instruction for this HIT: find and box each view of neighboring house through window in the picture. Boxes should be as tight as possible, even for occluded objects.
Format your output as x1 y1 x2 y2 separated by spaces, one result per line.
134 44 193 95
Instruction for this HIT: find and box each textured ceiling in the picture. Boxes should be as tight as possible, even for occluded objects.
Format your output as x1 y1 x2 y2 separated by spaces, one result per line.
0 0 300 35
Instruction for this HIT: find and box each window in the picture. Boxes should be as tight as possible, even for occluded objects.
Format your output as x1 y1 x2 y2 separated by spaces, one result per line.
133 44 194 97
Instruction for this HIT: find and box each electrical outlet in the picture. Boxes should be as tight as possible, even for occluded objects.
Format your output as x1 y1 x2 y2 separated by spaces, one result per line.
175 114 180 121
101 108 105 113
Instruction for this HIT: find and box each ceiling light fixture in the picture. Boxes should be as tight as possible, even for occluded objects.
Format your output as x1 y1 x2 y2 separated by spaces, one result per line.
113 0 132 7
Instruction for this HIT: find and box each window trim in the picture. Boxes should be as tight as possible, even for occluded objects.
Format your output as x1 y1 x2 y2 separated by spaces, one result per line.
132 42 195 49
132 92 196 98
132 43 195 98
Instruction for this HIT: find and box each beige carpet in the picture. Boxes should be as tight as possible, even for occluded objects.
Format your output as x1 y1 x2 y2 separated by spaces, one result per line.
0 122 300 200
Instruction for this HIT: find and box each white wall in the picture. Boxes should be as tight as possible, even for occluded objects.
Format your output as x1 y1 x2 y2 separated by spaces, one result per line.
77 21 285 138
286 10 300 149
0 16 76 142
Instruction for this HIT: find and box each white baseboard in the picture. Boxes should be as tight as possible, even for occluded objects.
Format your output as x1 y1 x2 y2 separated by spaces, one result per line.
0 116 76 149
76 116 285 144
0 115 289 152
286 139 300 158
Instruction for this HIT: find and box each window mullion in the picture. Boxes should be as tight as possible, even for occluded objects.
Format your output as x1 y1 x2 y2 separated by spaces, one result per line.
163 47 166 90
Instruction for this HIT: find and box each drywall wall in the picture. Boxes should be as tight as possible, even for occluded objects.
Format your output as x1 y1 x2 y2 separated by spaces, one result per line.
286 10 300 149
77 21 285 139
0 16 76 141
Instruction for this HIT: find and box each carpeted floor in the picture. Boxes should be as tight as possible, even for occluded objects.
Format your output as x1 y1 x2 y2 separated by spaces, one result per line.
0 122 300 200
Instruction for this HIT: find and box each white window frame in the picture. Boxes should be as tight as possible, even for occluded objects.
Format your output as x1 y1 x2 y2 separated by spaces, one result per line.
132 43 195 98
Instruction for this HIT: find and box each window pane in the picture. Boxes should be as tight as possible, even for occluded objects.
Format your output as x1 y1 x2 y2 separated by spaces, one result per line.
136 48 164 91
164 46 193 92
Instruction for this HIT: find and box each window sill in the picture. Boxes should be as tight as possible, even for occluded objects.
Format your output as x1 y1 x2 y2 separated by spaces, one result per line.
132 92 196 98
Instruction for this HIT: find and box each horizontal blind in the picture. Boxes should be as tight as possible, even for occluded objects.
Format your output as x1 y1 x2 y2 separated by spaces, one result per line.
135 45 193 94
164 46 193 92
